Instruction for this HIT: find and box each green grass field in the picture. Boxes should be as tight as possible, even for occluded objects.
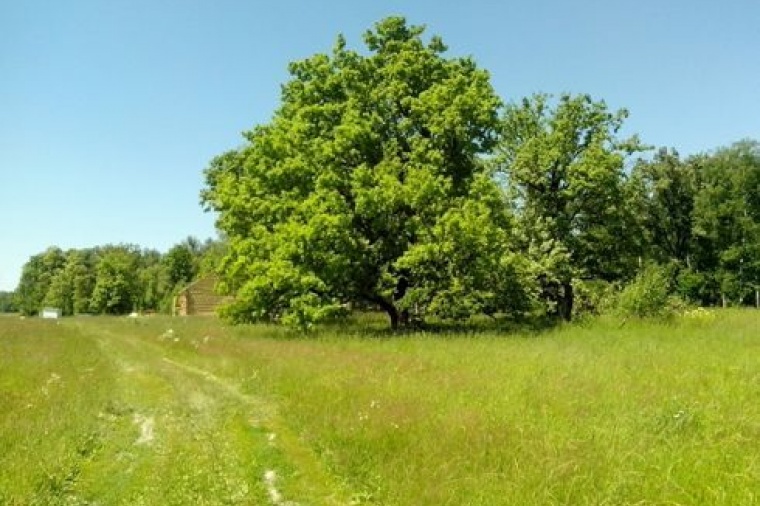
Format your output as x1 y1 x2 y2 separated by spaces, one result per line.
1 311 758 505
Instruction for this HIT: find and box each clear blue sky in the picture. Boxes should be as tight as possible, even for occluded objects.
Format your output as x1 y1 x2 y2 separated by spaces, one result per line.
1 0 758 291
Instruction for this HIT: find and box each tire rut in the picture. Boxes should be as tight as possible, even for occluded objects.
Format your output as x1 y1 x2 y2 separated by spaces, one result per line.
70 319 352 506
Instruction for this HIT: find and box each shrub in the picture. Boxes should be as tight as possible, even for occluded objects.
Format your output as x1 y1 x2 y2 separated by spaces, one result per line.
617 264 683 319
573 279 617 318
676 268 715 305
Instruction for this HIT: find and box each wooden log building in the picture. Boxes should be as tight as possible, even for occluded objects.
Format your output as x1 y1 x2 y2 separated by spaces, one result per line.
173 276 231 316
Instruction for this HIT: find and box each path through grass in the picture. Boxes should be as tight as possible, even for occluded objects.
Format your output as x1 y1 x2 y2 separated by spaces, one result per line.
0 317 349 505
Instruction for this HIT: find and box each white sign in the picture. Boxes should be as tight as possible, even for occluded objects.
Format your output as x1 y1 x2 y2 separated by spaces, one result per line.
41 307 61 319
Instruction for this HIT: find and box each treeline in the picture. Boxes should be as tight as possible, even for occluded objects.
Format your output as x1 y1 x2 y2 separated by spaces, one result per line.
630 141 760 308
201 17 760 329
14 237 225 316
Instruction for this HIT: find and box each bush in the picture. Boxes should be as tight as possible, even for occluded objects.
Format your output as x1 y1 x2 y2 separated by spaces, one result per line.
573 279 617 318
617 264 683 319
676 268 715 305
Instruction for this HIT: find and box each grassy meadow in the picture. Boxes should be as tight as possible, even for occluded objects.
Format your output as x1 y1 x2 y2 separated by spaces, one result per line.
1 311 758 505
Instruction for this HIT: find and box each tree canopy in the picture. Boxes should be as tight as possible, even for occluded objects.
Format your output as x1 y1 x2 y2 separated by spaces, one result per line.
202 17 531 328
498 93 644 319
201 17 760 328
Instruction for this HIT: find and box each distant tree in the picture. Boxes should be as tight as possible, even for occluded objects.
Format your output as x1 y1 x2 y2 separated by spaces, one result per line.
15 255 45 316
70 249 98 314
691 140 760 305
15 247 67 315
202 17 528 328
44 261 75 316
197 237 228 277
0 291 17 313
13 239 226 317
41 249 97 316
137 249 171 311
182 236 204 257
90 245 140 314
498 94 645 320
163 243 197 288
631 148 698 266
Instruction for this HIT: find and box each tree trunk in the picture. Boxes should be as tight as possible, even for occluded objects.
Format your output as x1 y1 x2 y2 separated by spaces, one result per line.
372 297 400 330
558 281 574 322
399 309 410 327
391 275 410 329
755 289 759 309
388 308 400 330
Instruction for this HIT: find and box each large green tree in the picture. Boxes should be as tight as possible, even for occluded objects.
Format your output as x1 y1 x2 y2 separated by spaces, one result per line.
498 94 644 320
202 17 528 328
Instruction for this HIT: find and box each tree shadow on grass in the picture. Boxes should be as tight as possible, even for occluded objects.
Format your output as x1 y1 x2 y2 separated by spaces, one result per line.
310 312 562 340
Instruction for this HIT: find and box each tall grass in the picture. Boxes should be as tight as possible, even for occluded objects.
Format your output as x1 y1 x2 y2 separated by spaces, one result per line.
0 318 283 505
180 310 760 505
2 310 758 505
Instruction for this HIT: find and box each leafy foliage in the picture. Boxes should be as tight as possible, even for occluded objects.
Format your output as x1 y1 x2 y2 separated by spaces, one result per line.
691 141 760 305
203 17 529 328
13 237 223 316
89 245 141 314
164 242 198 288
629 140 760 308
616 264 681 319
572 279 617 318
15 247 67 316
498 93 645 320
0 291 16 313
631 148 697 265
